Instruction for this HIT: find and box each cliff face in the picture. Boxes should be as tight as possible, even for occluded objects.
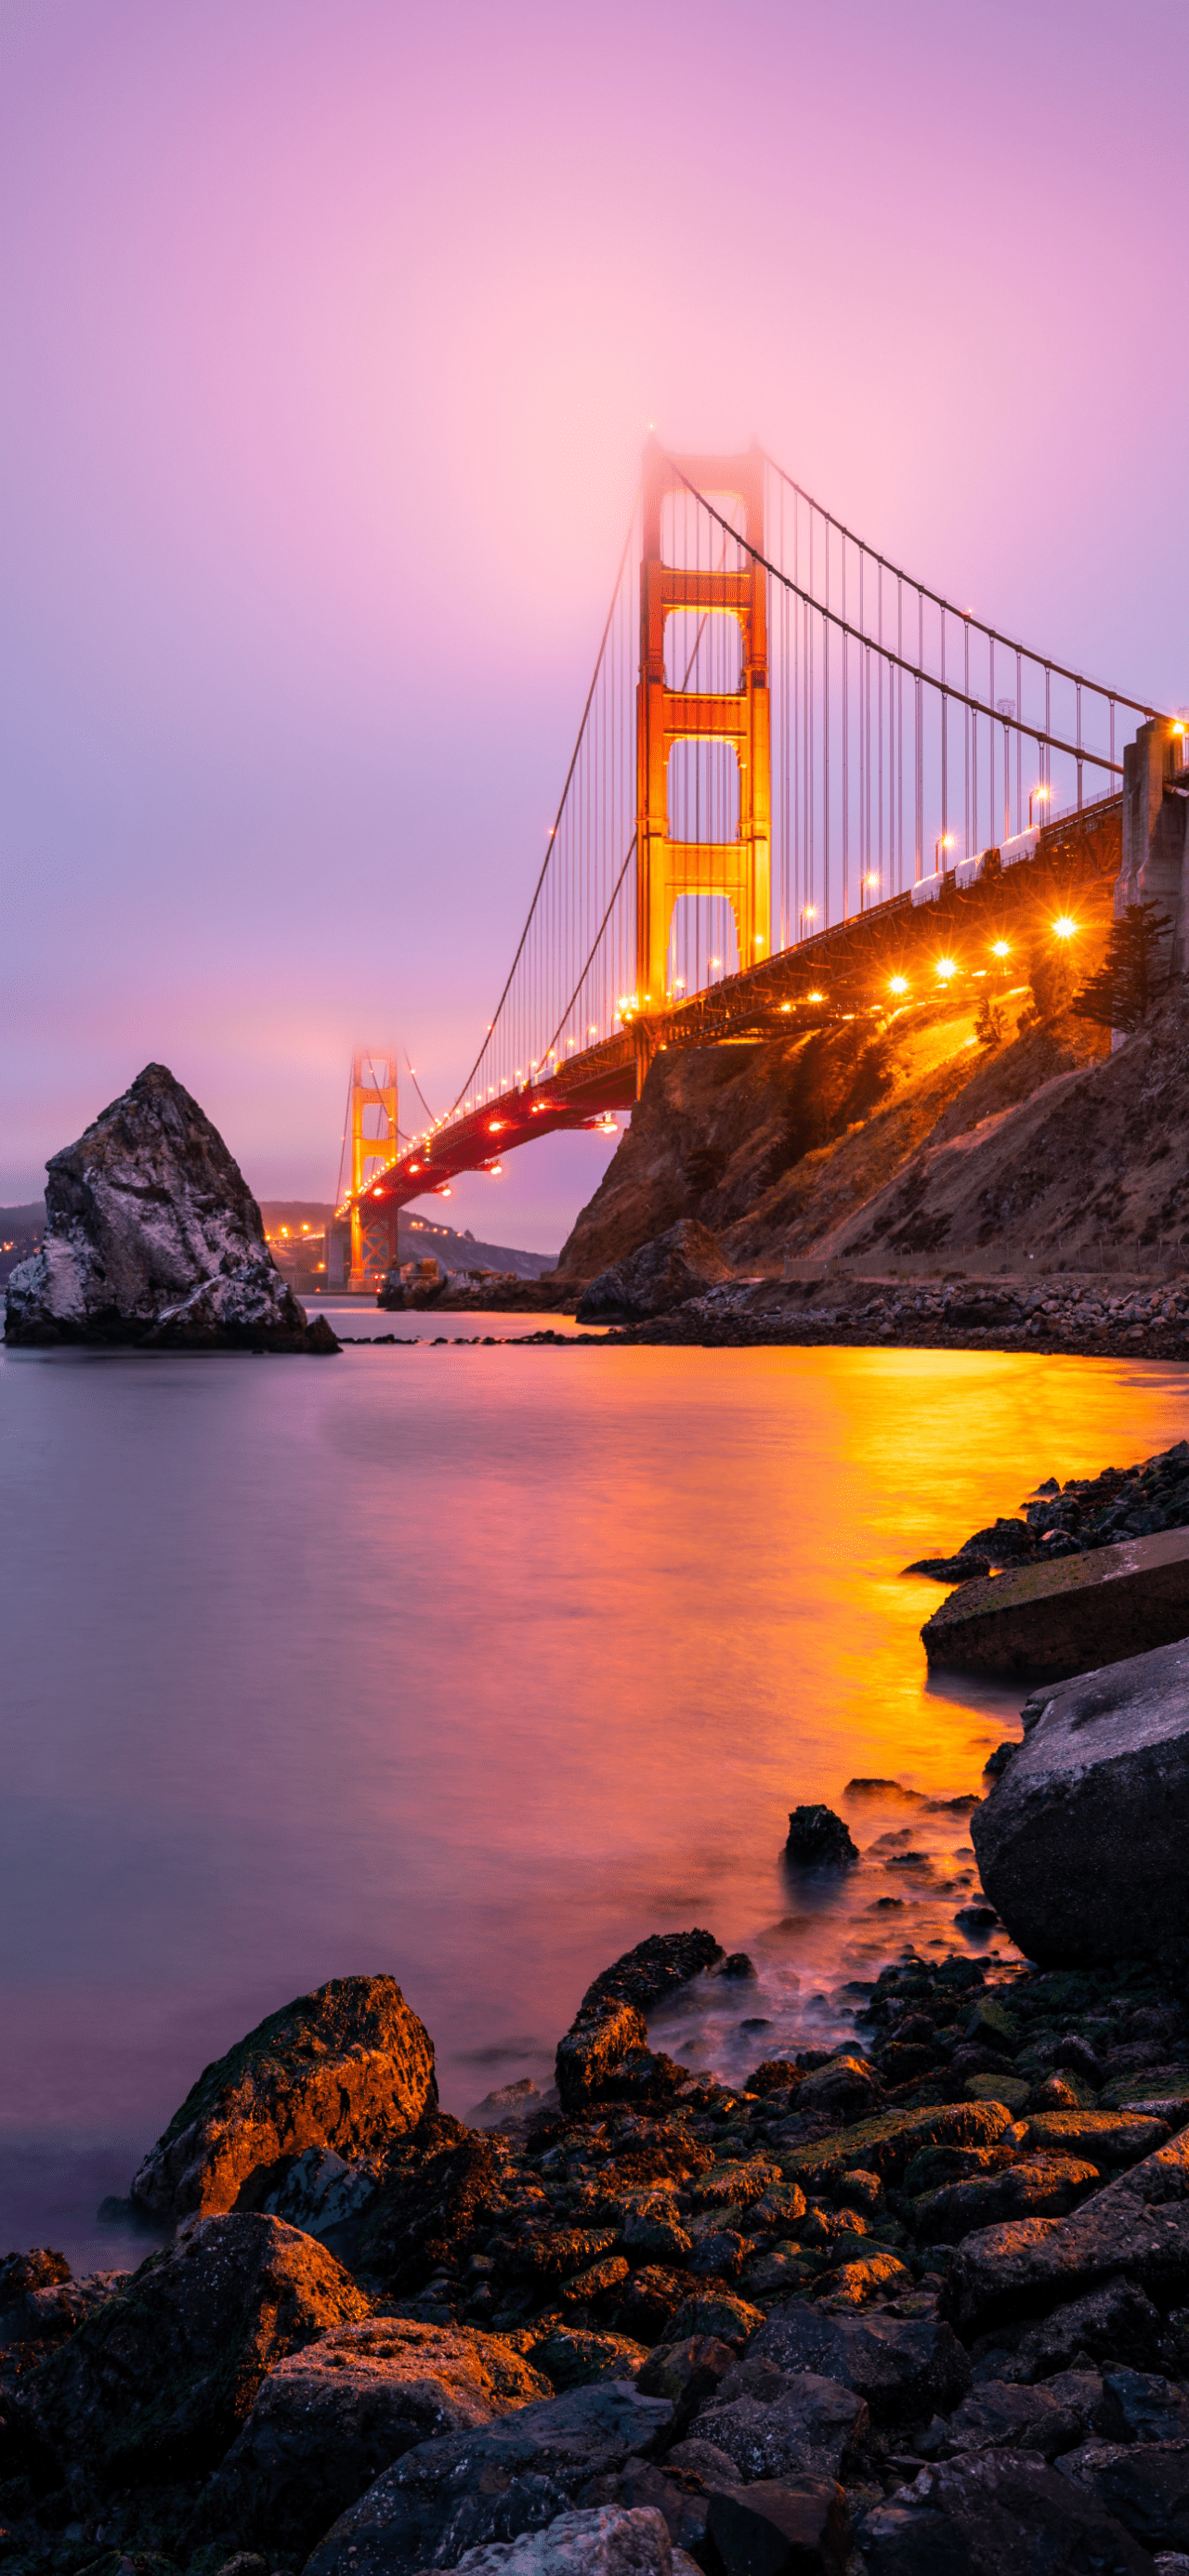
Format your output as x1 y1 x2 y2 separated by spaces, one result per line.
5 1064 336 1350
555 990 1130 1281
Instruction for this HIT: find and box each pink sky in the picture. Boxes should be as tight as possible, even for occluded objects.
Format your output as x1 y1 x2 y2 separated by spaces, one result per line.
3 0 1187 1248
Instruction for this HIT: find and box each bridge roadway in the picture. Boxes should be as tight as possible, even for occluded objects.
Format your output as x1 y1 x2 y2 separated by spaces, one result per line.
359 793 1120 1236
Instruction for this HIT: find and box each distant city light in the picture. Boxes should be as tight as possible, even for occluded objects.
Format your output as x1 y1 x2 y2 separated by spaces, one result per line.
991 940 1011 957
1052 916 1078 940
888 974 909 995
935 956 958 980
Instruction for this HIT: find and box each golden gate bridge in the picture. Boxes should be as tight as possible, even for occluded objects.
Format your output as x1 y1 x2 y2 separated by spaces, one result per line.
333 440 1178 1288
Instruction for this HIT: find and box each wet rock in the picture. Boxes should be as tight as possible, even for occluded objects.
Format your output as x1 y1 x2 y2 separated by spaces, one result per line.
1099 2373 1189 2446
780 2097 1014 2193
688 2231 746 2280
615 2270 697 2348
334 2115 500 2296
622 2200 693 2269
971 1640 1189 1962
199 2315 551 2557
795 2056 881 2120
300 2380 674 2576
0 2251 124 2360
1058 2441 1189 2555
1002 2282 1165 2384
719 1954 756 1982
809 2251 913 2307
662 2292 764 2352
636 2335 735 2428
130 1974 437 2224
555 1932 722 2114
33 2211 370 2487
744 2060 802 2098
784 1806 859 1867
705 2477 852 2576
574 1221 733 1323
945 2123 1189 2337
746 2304 971 2426
573 2457 710 2561
934 2372 1104 2459
434 2504 677 2571
1013 2111 1171 2166
4 1063 336 1353
259 2146 378 2241
693 2361 869 2483
529 2331 649 2392
905 1553 994 1581
856 2450 1155 2574
911 2153 1101 2244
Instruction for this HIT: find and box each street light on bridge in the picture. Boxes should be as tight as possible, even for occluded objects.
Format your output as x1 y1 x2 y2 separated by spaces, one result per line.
1028 784 1052 826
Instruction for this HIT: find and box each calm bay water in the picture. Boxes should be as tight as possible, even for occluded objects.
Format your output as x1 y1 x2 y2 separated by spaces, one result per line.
3 1315 1187 2270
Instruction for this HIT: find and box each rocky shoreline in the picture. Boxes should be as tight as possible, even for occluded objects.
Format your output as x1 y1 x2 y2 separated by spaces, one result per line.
9 1870 1189 2575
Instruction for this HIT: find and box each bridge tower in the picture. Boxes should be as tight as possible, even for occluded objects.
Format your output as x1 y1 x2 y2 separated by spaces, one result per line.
635 441 770 1081
346 1047 399 1289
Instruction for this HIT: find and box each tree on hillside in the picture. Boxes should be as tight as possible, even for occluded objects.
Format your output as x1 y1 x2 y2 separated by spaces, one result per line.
1070 902 1172 1035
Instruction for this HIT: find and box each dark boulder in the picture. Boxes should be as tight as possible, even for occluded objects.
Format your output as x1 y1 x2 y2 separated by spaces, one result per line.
971 1640 1189 1963
4 1062 337 1353
346 2115 502 2296
575 1220 732 1322
856 2450 1154 2574
33 2212 370 2489
1058 2438 1189 2552
705 2478 852 2576
785 1807 859 1867
130 1975 438 2224
692 2359 869 2483
300 2380 674 2575
747 2303 971 2426
197 2315 551 2558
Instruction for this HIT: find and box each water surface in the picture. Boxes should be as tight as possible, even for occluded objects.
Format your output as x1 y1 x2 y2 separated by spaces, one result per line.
3 1325 1185 2269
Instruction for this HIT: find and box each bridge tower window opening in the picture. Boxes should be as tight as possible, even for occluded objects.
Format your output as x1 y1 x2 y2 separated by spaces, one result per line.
666 893 739 1001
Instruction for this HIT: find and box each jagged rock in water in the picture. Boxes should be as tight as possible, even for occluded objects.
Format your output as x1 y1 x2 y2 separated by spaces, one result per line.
556 1931 721 2113
785 1805 859 1867
575 1220 732 1322
3 1062 338 1352
129 1973 438 2223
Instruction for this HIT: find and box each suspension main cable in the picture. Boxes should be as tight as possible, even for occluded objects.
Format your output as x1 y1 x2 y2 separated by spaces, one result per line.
666 455 1155 772
763 449 1160 722
447 489 641 1119
536 830 637 1075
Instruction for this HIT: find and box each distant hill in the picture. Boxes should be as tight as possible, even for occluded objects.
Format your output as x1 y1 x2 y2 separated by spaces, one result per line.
2 1196 556 1290
256 1202 556 1281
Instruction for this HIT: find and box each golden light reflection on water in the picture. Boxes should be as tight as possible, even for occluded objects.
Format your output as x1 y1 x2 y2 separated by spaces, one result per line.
4 1336 1188 2260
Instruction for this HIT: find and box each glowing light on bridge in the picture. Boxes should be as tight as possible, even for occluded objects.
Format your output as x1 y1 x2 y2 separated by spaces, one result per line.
888 975 909 995
991 940 1011 958
935 956 958 981
807 989 824 1002
1052 916 1079 940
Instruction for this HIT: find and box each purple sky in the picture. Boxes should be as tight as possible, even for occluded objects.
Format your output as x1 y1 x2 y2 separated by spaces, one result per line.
3 0 1187 1249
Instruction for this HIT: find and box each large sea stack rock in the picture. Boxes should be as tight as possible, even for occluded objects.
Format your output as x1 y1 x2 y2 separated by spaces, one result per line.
3 1062 337 1351
129 1974 438 2224
575 1219 732 1322
971 1640 1189 1964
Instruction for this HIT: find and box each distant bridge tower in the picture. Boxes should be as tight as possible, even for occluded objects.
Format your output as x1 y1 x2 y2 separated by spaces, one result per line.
636 441 770 1072
346 1047 399 1289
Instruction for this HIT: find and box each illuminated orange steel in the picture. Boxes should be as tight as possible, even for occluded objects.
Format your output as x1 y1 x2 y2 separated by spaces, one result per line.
635 442 770 1087
347 1047 399 1289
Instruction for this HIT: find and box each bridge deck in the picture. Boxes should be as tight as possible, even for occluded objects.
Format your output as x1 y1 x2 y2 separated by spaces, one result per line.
354 796 1120 1228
